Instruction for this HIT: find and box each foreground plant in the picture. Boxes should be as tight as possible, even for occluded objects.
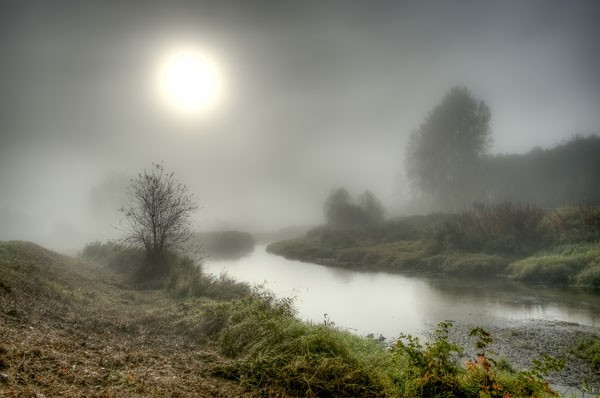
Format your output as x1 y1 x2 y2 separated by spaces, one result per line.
200 292 564 398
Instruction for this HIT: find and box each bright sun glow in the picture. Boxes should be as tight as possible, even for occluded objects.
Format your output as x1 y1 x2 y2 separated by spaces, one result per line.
156 47 225 117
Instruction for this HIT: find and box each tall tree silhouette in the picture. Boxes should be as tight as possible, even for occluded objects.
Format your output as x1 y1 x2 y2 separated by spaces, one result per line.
406 86 491 209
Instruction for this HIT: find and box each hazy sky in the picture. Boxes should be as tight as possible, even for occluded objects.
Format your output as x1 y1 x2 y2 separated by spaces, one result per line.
1 0 599 251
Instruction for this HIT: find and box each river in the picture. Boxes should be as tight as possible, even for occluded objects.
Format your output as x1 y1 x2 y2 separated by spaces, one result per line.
204 244 600 339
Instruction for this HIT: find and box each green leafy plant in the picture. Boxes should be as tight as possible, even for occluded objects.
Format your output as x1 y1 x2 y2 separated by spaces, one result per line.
392 321 464 397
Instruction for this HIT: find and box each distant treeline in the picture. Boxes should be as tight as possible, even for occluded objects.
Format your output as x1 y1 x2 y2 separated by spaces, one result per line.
405 87 600 211
411 134 600 211
483 135 600 206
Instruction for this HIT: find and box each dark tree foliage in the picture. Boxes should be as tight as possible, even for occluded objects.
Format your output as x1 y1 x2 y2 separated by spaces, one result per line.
324 188 384 230
358 190 385 226
406 86 491 209
119 163 199 278
483 134 600 206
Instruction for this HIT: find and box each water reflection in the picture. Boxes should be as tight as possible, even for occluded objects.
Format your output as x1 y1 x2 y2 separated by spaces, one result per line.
205 245 600 338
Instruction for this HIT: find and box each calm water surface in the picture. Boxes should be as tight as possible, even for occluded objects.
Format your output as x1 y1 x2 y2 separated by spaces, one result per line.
205 244 600 338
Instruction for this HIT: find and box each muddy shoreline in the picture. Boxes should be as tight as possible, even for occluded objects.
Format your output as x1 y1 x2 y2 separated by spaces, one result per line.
443 319 599 390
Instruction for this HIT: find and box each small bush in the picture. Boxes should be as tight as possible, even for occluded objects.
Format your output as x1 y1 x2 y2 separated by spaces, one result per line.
392 322 464 397
392 323 562 398
80 241 143 274
574 265 600 289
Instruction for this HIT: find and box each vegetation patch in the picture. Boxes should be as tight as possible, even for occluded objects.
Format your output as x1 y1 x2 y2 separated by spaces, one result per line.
423 202 546 255
508 243 600 287
542 205 600 244
269 202 600 288
574 337 600 371
82 240 251 299
0 240 584 397
199 292 564 398
435 253 507 276
202 291 392 397
81 240 144 274
266 238 335 261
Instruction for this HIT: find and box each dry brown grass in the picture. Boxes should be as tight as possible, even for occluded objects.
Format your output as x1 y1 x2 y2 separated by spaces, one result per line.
0 241 265 398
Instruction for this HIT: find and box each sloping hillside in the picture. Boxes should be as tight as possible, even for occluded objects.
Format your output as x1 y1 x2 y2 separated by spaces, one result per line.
0 241 256 397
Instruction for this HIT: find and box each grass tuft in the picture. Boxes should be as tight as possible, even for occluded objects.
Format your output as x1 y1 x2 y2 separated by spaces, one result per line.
508 243 600 286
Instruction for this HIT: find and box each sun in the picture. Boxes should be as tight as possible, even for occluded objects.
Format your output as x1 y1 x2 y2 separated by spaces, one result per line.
155 46 225 117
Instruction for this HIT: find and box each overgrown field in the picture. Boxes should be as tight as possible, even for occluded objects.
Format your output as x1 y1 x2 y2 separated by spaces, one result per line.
0 240 596 397
267 204 600 288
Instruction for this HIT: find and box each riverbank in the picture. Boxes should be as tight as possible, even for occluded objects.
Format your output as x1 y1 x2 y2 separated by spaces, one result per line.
267 237 507 276
268 204 600 287
266 223 600 288
446 319 599 391
2 240 598 397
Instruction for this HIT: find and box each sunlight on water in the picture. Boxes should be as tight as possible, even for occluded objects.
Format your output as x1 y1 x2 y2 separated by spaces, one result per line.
205 245 600 339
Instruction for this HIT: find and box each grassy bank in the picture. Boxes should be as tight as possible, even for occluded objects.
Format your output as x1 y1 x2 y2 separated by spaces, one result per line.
0 240 256 397
1 240 584 397
200 292 570 398
267 204 600 288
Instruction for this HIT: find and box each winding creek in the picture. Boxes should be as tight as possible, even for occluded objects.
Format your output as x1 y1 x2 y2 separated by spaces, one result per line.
205 244 600 340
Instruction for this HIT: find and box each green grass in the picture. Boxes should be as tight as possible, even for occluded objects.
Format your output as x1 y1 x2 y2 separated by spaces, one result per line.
266 237 336 260
199 290 395 396
334 241 426 271
268 237 509 277
196 291 561 398
434 253 508 276
508 243 600 286
575 337 600 370
0 240 569 397
268 204 600 287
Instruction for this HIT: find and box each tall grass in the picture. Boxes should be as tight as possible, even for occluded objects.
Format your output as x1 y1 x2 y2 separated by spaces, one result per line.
81 241 250 299
197 291 561 398
542 204 600 244
201 289 395 397
425 202 546 255
508 243 600 287
80 240 143 273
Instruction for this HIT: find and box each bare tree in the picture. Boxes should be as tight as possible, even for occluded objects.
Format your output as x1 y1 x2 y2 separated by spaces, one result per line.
119 163 199 278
